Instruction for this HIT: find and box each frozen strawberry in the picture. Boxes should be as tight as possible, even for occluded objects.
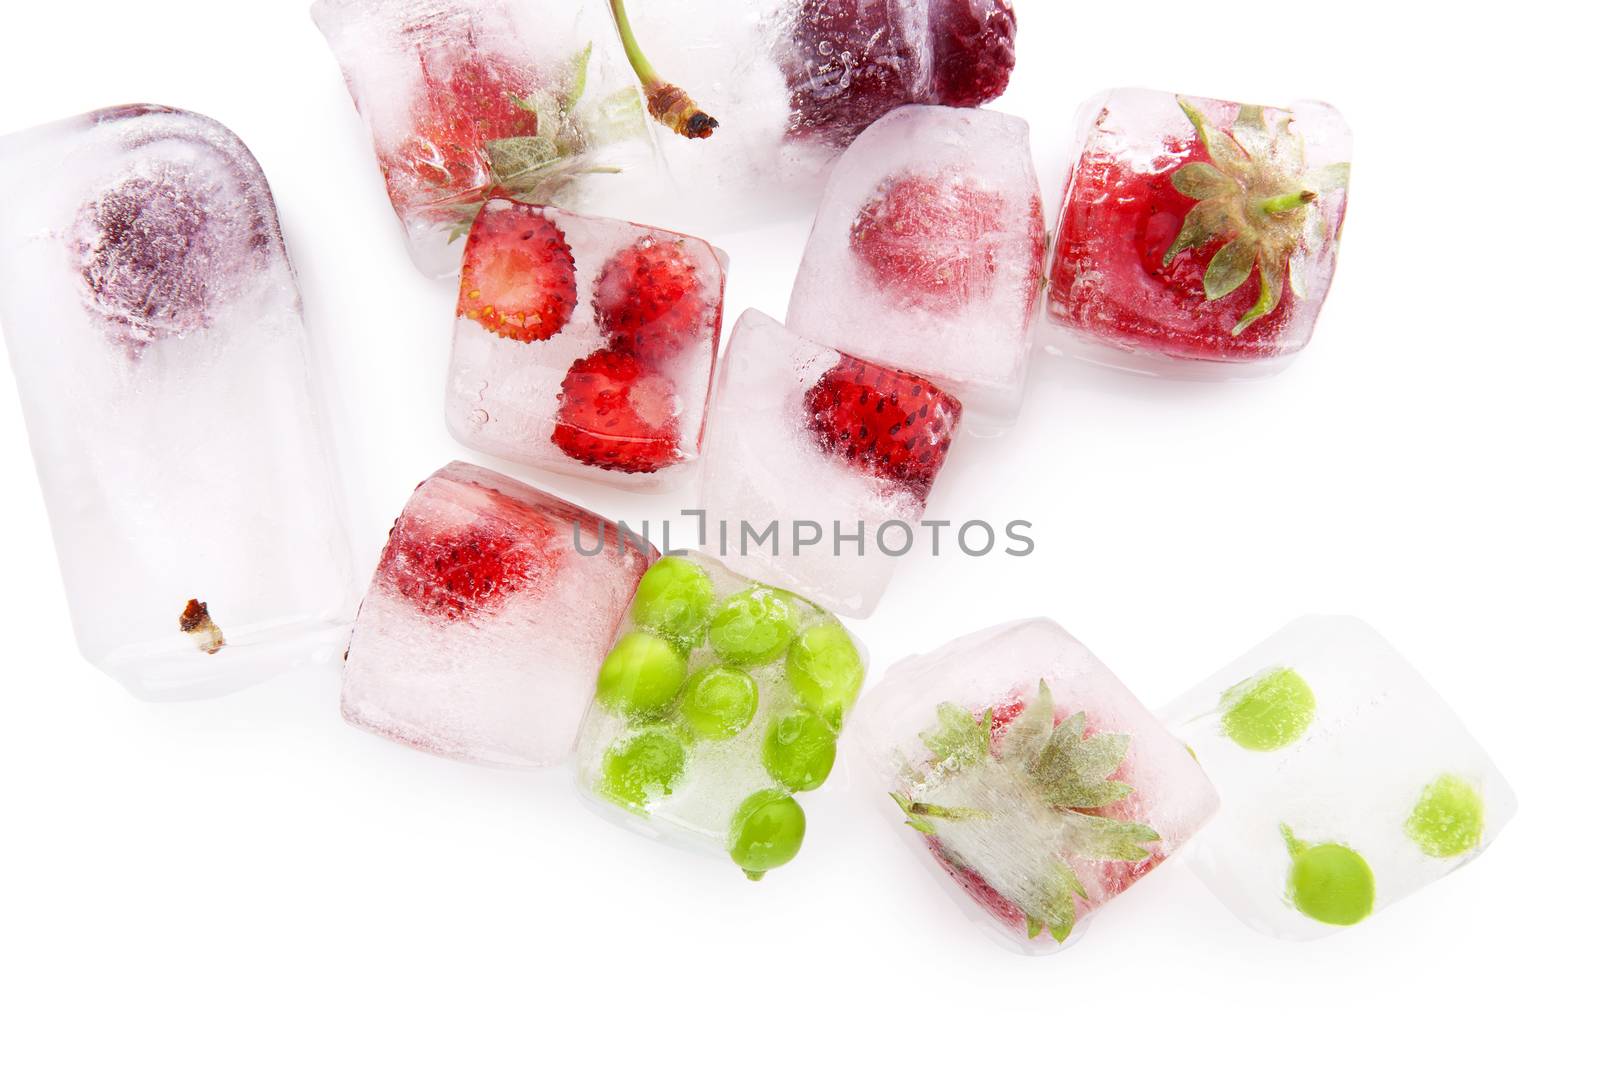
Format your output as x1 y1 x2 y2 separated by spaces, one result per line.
803 353 961 502
927 837 1027 929
593 236 705 361
552 347 682 474
1048 92 1351 363
384 53 540 203
929 1 1017 108
849 171 1006 312
379 500 556 622
457 202 578 343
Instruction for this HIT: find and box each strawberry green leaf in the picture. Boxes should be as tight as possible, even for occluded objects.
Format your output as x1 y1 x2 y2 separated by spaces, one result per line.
890 791 937 834
1030 711 1136 810
1034 859 1086 940
1204 237 1257 301
1232 252 1285 336
1178 97 1250 177
1025 915 1044 940
1163 198 1233 267
567 41 593 108
999 682 1053 768
1171 162 1234 201
921 702 991 770
1231 103 1273 160
1059 810 1160 862
486 135 560 187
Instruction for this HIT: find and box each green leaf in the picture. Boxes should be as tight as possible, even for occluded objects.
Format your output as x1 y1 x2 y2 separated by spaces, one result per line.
1177 96 1250 177
1163 198 1232 267
1030 711 1136 810
890 792 935 834
567 41 593 107
1035 859 1086 939
1231 103 1274 160
1232 252 1285 336
1170 162 1234 201
920 702 990 770
999 682 1053 768
485 135 560 188
1204 237 1257 300
1059 810 1160 862
1025 915 1044 940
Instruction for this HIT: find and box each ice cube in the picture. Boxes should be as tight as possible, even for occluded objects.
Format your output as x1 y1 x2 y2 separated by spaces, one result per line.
0 104 355 701
852 618 1219 953
445 199 725 489
617 0 1019 229
341 462 655 767
1040 88 1352 377
311 0 660 277
573 551 866 879
1161 616 1515 939
785 105 1045 429
698 310 962 617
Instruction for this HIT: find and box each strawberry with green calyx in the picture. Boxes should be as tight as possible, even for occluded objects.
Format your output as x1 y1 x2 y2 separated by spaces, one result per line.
1164 99 1350 336
608 0 717 140
890 682 1160 944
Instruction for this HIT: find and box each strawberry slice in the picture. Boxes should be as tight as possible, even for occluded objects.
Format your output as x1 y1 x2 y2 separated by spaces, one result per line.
457 201 577 343
849 171 1006 312
592 236 705 361
551 347 682 474
803 353 961 502
379 497 557 622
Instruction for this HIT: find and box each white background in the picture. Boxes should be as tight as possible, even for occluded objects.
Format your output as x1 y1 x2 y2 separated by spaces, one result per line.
0 1 1593 1062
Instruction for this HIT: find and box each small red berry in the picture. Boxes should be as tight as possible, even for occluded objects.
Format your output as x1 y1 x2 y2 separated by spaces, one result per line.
592 236 705 361
552 346 683 474
457 201 578 343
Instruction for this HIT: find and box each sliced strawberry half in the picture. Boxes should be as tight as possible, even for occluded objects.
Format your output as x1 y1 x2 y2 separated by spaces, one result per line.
457 201 577 343
849 171 1006 312
379 500 556 622
592 236 706 361
552 346 682 474
803 353 961 502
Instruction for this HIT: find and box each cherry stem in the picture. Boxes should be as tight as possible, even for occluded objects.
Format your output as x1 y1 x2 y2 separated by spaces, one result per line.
608 0 718 139
1257 189 1317 215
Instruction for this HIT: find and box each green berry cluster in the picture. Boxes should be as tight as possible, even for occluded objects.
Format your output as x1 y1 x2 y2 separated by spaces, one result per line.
590 556 865 880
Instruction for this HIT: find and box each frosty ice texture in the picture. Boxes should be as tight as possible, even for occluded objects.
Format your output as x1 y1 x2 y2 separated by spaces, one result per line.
342 463 654 767
786 105 1044 428
853 619 1219 952
574 552 865 878
312 0 659 277
446 199 725 489
1042 88 1351 376
1162 616 1515 939
698 310 961 617
0 105 354 700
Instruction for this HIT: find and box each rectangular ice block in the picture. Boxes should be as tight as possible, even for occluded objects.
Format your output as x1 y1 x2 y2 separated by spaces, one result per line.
785 104 1044 429
0 104 355 701
698 310 962 617
574 551 866 880
312 0 660 277
446 199 725 489
852 619 1219 953
341 462 655 767
1041 88 1351 377
1161 616 1515 939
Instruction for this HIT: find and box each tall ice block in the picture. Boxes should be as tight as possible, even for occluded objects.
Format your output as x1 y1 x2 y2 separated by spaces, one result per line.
0 105 355 700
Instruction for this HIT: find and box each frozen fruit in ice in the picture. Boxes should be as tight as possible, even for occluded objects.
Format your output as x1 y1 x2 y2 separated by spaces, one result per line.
597 631 688 721
379 505 553 622
849 172 1005 311
1049 92 1351 363
679 665 760 740
929 1 1017 108
551 346 682 473
1405 774 1484 859
630 556 715 646
394 52 541 199
1219 667 1315 751
601 730 687 810
1281 825 1374 926
803 353 961 503
927 837 1026 928
893 683 1160 942
728 789 807 880
609 0 719 138
457 202 578 343
785 621 865 730
708 587 797 666
762 711 837 792
593 235 706 361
